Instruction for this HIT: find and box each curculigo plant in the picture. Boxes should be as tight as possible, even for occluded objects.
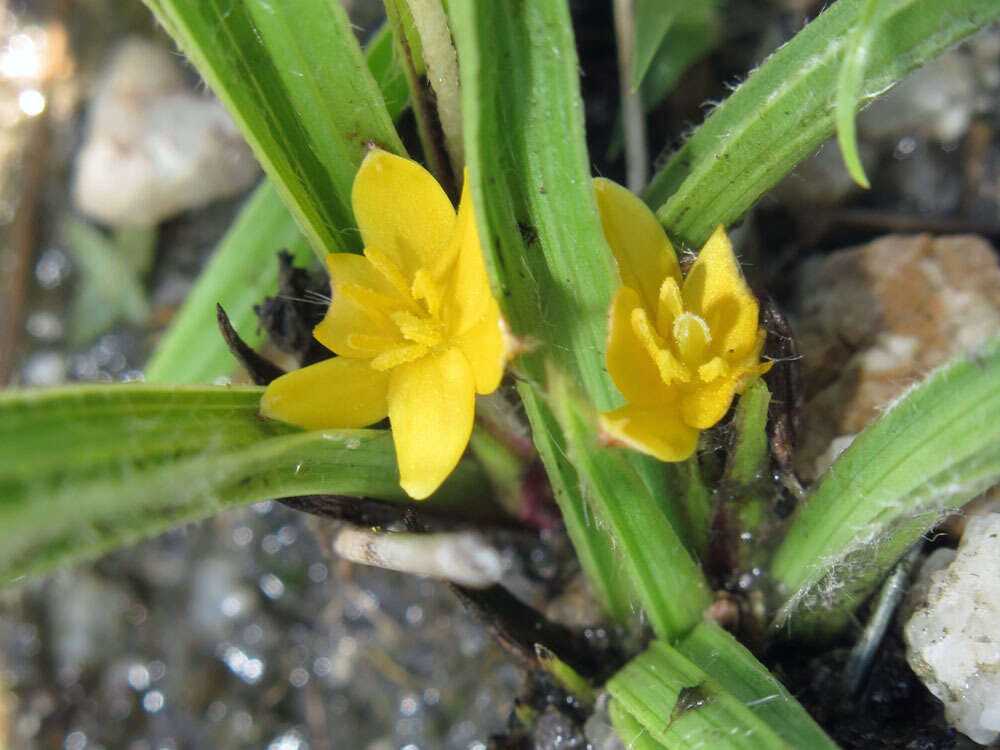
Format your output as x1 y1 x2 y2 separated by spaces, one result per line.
3 0 1000 746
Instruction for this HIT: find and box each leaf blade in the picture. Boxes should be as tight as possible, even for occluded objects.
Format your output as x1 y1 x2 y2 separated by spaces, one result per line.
644 0 1000 250
0 384 487 588
770 335 1000 636
143 0 404 258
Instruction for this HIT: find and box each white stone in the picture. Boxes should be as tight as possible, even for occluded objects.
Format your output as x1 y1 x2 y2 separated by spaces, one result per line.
904 514 1000 745
72 38 259 227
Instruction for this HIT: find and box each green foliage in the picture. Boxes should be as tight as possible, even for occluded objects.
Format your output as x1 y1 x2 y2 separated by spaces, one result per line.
770 335 1000 637
144 26 410 384
609 624 836 748
835 0 882 188
644 0 1000 250
728 379 771 486
449 0 635 620
0 385 487 587
633 2 720 94
143 0 404 259
549 370 711 640
62 218 153 346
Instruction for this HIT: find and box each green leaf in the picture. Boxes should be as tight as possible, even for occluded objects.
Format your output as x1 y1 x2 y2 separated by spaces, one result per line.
143 0 405 259
728 379 771 486
608 627 836 748
632 2 721 93
143 26 410 384
609 699 669 750
644 0 1000 251
450 0 617 407
674 624 836 748
62 217 151 346
0 384 487 588
631 0 678 91
770 335 1000 637
608 8 721 162
451 0 703 623
519 387 635 623
453 0 691 622
548 370 711 640
143 181 314 383
721 379 774 571
835 0 881 189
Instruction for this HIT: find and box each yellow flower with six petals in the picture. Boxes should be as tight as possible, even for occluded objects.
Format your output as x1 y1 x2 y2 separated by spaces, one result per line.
594 177 770 462
261 149 508 500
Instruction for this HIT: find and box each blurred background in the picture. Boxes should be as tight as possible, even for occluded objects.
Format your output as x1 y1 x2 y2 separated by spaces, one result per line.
0 0 998 747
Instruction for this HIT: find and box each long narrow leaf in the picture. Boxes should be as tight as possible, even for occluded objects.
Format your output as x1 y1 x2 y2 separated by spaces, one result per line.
143 0 405 258
674 624 836 748
644 0 1000 250
451 0 697 623
144 26 410 384
608 638 817 749
450 0 626 618
549 371 711 639
834 0 881 188
770 335 1000 637
0 385 487 588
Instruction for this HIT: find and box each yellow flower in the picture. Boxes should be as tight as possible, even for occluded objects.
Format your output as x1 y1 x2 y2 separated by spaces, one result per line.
594 177 770 462
261 149 509 500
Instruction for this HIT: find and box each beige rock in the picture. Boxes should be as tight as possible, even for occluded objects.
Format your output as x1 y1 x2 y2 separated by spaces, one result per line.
794 234 1000 480
72 38 259 227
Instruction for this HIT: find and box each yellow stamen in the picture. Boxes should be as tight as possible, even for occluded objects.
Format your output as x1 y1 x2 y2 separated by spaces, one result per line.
365 247 412 298
371 342 429 371
339 283 401 320
391 310 444 347
411 268 442 317
673 312 712 367
346 333 398 354
656 277 684 338
698 357 727 383
631 307 690 384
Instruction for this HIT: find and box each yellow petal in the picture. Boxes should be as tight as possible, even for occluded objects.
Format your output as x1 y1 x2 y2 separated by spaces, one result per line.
352 149 457 281
599 402 699 462
681 226 760 360
442 172 494 336
260 357 389 430
593 177 681 313
606 286 672 406
453 299 508 394
313 253 406 358
388 347 475 499
680 376 740 430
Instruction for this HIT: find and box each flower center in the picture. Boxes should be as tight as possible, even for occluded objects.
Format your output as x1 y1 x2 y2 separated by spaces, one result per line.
363 254 448 372
672 312 711 367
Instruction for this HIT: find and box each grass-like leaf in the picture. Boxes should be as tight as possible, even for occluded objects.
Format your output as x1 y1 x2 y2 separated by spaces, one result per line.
549 370 711 639
144 26 409 384
451 0 703 622
644 0 1000 250
608 624 836 748
143 0 404 259
449 0 629 620
0 385 487 588
769 335 1000 637
728 379 771 486
834 0 881 188
631 0 677 91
